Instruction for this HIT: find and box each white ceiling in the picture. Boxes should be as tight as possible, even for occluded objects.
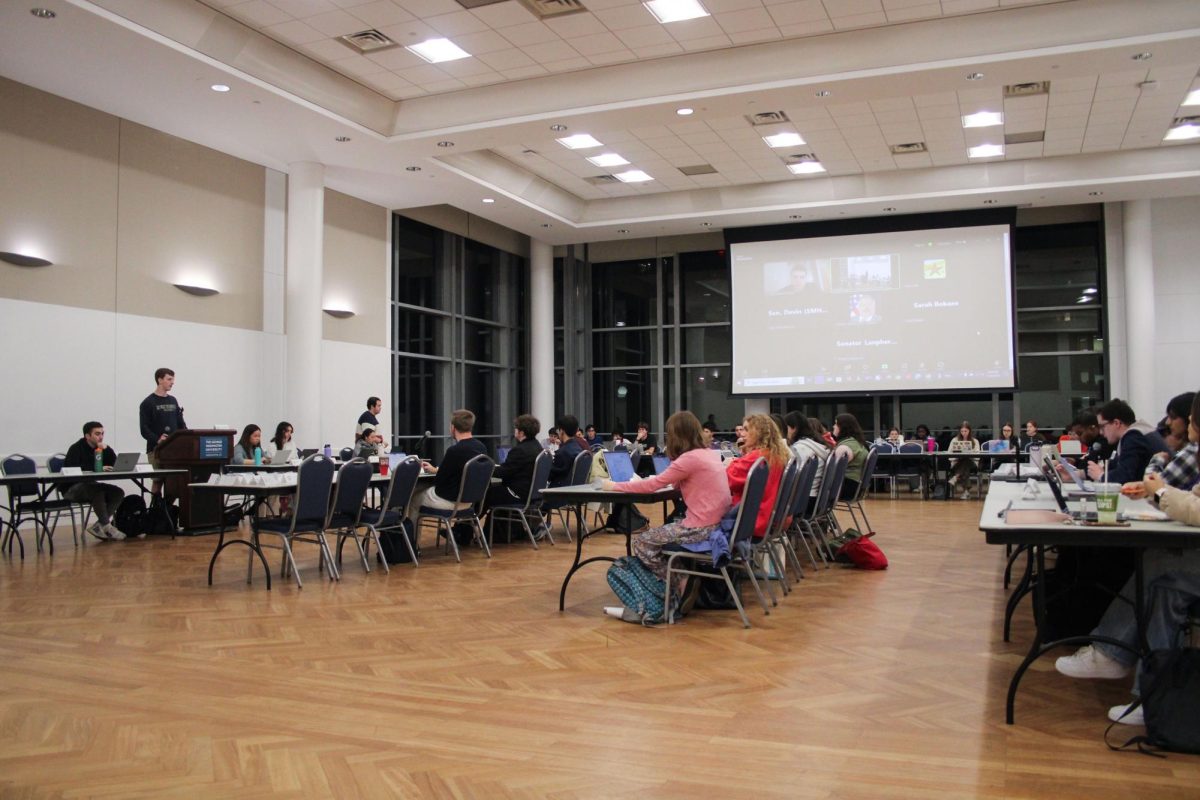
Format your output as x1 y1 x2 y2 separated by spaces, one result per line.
1 0 1198 244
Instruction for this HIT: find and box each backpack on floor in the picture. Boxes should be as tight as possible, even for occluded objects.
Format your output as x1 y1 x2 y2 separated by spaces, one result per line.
830 528 889 570
112 495 147 537
606 504 650 533
606 556 670 625
146 496 179 535
378 519 420 564
1107 648 1200 756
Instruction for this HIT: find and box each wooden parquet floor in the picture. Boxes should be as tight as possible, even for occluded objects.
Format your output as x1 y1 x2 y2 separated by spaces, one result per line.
2 498 1198 799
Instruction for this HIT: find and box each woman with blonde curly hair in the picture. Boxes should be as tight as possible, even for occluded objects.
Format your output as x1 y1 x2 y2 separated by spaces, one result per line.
726 413 790 539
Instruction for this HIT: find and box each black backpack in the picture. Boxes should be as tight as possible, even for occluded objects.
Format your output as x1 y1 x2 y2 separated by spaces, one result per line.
1107 648 1200 757
378 520 421 564
607 504 650 533
113 495 147 537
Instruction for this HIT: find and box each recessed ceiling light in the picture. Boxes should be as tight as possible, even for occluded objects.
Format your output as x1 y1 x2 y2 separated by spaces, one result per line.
1183 88 1200 106
962 111 1003 128
815 90 831 97
617 228 630 233
30 8 55 18
1083 287 1098 294
967 72 984 81
982 199 996 204
1088 191 1103 196
699 222 712 227
335 136 351 142
557 133 603 149
550 124 568 131
788 214 802 220
643 0 709 24
211 84 231 93
586 153 630 167
482 198 495 203
437 141 454 147
1131 52 1152 61
614 169 654 183
788 161 826 175
762 132 806 148
882 207 896 212
405 37 470 64
676 107 694 116
405 166 421 171
541 223 552 228
1164 122 1200 141
968 143 1005 158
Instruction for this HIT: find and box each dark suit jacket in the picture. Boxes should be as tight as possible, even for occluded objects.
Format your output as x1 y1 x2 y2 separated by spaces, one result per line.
1106 428 1164 484
549 437 584 487
494 438 543 500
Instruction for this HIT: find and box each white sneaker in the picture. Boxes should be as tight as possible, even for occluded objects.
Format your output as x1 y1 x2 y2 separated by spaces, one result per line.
948 476 958 487
1108 703 1145 725
86 521 107 541
104 523 126 541
603 606 626 619
1054 645 1131 679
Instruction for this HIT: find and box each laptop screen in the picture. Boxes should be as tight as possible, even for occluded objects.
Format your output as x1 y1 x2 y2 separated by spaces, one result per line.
605 450 636 483
497 446 511 464
388 452 406 470
652 454 671 474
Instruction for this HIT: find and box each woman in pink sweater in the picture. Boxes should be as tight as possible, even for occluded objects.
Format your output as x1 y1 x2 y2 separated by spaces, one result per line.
605 410 732 582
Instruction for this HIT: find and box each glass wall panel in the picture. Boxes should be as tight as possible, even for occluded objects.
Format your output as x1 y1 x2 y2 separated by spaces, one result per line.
394 356 443 457
464 321 500 364
682 325 731 364
463 366 499 437
679 250 731 324
395 310 443 356
592 259 657 328
682 367 741 434
593 330 657 367
593 369 655 435
463 240 500 321
393 216 443 310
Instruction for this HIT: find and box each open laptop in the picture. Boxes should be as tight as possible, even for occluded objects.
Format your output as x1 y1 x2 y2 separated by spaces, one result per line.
272 449 293 464
652 454 671 475
497 446 511 464
1038 459 1097 521
388 452 407 471
604 450 636 483
1050 450 1096 496
112 452 141 472
298 448 318 458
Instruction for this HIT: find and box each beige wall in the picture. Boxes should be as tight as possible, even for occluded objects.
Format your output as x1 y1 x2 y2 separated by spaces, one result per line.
0 76 119 309
0 77 265 329
399 204 530 259
322 189 388 348
116 121 264 329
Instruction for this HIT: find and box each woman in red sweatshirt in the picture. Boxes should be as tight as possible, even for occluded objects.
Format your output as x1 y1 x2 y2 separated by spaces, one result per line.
725 414 790 539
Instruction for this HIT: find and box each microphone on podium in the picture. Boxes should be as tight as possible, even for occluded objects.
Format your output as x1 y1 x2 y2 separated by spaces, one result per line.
414 430 431 460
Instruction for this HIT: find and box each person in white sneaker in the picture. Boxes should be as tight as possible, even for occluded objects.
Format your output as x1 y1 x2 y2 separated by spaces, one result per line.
62 421 126 541
1055 390 1200 725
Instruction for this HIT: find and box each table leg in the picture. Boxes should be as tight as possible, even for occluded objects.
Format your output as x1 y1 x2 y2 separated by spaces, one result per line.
207 501 272 589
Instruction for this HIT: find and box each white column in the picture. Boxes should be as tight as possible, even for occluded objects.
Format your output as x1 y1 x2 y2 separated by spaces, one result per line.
1122 199 1156 420
285 162 324 450
530 238 555 429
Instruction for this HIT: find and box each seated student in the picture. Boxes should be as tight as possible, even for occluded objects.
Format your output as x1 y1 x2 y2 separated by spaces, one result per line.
632 422 657 477
1056 390 1200 725
1086 398 1168 484
1020 420 1047 451
583 424 603 449
725 414 788 539
784 411 829 498
608 430 630 451
62 421 126 541
882 427 903 448
701 420 719 449
946 421 981 499
733 422 748 453
542 426 559 452
264 421 293 462
603 410 731 588
812 418 838 450
484 414 543 515
355 428 384 459
1126 391 1199 495
548 415 584 487
231 425 267 464
832 413 869 500
997 422 1018 451
408 409 487 520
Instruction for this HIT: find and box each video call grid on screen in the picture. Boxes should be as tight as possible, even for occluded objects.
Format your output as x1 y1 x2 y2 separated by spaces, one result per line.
729 223 1015 395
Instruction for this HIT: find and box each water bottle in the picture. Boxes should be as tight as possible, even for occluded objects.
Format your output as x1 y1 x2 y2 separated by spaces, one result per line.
926 436 935 453
323 443 332 459
94 447 104 473
253 446 262 466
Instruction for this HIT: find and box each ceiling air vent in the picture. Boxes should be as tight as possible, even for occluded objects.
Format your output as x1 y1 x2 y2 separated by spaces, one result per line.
1004 81 1050 97
1005 131 1045 144
889 142 927 154
678 164 718 176
338 29 398 54
783 152 819 164
454 0 509 7
745 110 790 126
585 175 620 185
516 0 587 18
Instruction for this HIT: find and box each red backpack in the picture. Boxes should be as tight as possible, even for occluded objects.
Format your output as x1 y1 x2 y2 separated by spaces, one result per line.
835 530 888 570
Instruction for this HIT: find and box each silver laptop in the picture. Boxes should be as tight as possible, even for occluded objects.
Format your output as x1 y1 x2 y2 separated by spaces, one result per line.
112 452 141 471
272 449 293 464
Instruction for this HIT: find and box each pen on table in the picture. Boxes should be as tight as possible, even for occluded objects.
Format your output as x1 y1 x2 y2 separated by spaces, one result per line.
997 499 1013 519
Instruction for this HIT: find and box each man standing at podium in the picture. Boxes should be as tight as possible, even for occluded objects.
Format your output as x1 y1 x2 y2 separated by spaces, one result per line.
140 367 187 493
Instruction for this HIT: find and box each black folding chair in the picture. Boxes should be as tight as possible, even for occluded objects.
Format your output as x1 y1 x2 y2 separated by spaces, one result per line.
361 455 423 570
252 454 337 588
415 454 495 562
487 449 554 549
328 459 375 574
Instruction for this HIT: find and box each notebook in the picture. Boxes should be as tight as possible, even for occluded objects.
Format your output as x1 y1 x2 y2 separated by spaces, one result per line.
113 452 141 472
604 450 636 483
652 454 671 474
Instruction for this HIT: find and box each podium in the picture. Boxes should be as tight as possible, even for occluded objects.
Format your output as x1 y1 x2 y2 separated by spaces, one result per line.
155 429 236 530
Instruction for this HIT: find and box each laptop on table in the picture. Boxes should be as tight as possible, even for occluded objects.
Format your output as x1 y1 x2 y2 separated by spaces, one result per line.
652 454 671 475
1038 459 1097 522
604 450 636 484
112 452 141 472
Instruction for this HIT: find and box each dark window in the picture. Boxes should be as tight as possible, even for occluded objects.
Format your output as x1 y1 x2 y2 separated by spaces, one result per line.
593 259 657 328
593 330 657 367
679 250 730 324
393 216 442 310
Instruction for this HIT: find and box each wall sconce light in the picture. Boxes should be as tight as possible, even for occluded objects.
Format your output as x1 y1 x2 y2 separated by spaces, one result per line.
0 252 52 267
173 283 219 297
323 308 355 319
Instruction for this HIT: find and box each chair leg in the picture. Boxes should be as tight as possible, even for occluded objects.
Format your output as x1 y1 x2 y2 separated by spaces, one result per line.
721 567 752 628
474 517 492 558
766 544 790 595
364 525 391 573
444 520 462 563
780 533 805 581
318 534 340 581
740 561 771 615
280 537 303 588
856 501 873 534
